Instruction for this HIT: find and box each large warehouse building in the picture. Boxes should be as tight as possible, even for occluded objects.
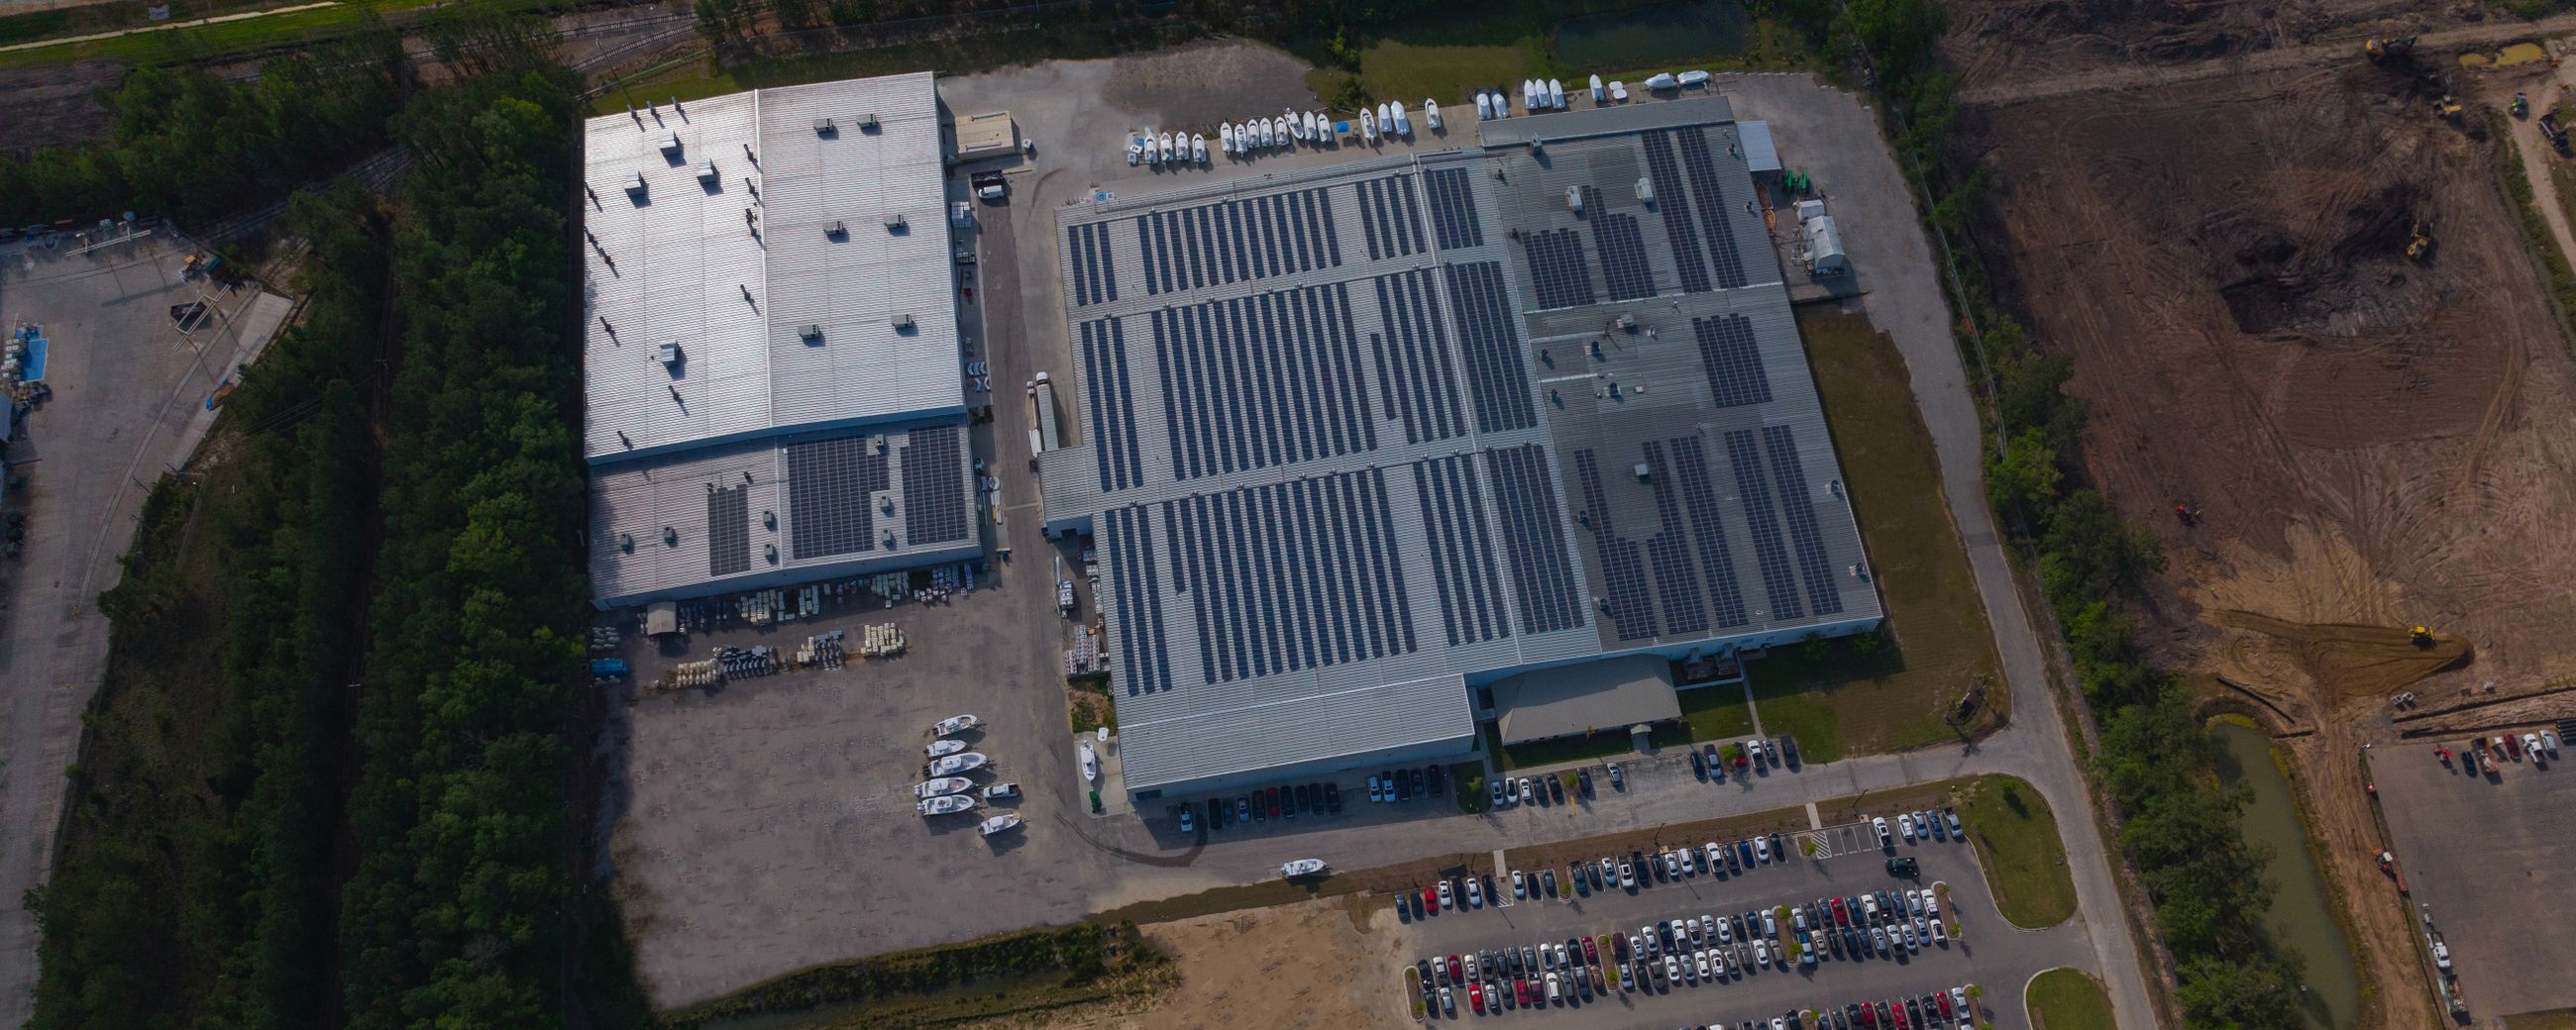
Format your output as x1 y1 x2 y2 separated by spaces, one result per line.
1041 95 1883 801
579 72 980 609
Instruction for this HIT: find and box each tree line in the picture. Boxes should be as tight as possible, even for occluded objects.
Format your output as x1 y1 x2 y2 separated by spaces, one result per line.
27 44 649 1030
1826 0 2312 1025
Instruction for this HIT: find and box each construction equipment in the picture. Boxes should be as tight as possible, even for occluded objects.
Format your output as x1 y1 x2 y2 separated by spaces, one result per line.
2407 222 2433 261
2412 625 2435 648
2434 92 2463 121
2365 35 2416 62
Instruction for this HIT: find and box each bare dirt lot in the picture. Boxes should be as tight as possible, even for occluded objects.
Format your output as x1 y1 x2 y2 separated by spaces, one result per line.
1953 10 2576 1030
1017 900 1408 1030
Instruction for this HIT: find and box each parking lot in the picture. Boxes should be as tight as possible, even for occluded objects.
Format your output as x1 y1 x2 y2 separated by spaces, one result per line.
2371 734 2575 1019
1390 826 2063 1030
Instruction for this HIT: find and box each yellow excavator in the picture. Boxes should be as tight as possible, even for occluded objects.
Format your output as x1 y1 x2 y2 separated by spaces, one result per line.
2411 625 2435 648
2366 35 2417 62
2407 222 2433 261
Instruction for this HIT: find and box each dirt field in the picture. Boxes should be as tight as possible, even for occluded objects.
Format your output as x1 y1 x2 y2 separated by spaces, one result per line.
1020 901 1409 1030
1953 9 2576 1030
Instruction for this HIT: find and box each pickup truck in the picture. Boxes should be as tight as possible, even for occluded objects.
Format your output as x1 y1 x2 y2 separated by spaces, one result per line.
971 169 1007 201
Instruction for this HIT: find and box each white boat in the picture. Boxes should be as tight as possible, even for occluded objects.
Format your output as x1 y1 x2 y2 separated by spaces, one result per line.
1677 69 1710 87
1192 133 1207 162
1549 78 1564 108
1219 123 1234 153
1230 123 1245 154
1392 103 1410 136
1268 116 1283 148
1298 111 1315 140
1609 80 1628 102
1425 99 1443 130
1285 109 1304 141
1280 858 1329 878
1251 118 1267 149
1496 88 1511 118
1311 111 1326 143
932 714 981 737
1590 73 1605 102
1078 741 1099 781
1523 79 1538 110
931 751 990 776
1645 71 1678 91
917 793 979 816
1375 101 1391 130
1158 132 1174 161
979 813 1023 836
1125 138 1141 165
1361 108 1378 141
1475 92 1493 120
926 738 968 758
982 781 1020 800
914 776 973 798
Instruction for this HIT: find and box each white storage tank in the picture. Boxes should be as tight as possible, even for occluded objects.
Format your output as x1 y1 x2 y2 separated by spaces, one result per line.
1804 214 1849 277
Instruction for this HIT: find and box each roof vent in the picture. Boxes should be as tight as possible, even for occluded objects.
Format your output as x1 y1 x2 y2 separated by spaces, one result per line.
825 219 846 239
799 324 823 343
655 341 682 367
618 532 633 552
858 112 881 131
884 212 908 232
696 160 717 182
1636 176 1656 205
764 542 779 563
662 526 679 546
813 117 836 136
622 171 646 194
1565 186 1584 214
1633 463 1652 482
659 131 682 154
892 313 915 332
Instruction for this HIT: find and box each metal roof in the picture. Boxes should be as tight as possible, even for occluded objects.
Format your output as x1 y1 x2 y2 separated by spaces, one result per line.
579 72 963 465
1491 654 1678 744
587 421 978 608
1739 120 1780 173
1044 96 1881 792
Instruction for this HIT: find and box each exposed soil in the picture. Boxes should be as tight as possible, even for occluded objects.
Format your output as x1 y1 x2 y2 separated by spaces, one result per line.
1953 11 2576 1030
1016 901 1409 1030
0 57 122 153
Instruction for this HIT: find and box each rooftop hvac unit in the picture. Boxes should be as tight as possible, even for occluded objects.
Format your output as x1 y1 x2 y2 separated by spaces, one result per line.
884 212 908 232
825 219 846 238
883 530 898 549
858 112 881 131
622 171 645 194
1565 186 1584 215
618 532 633 552
662 526 679 546
659 131 682 154
813 117 836 136
696 160 718 182
1636 176 1656 205
799 324 822 343
1633 463 1651 482
763 509 777 528
892 313 915 332
764 542 778 563
655 341 682 367
1615 313 1638 333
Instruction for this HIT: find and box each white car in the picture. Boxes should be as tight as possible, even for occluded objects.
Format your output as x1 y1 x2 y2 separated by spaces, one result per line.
1705 842 1727 870
981 781 1020 800
1932 920 1949 945
1861 892 1880 918
1437 879 1452 908
1874 816 1893 848
1694 951 1712 980
1545 972 1561 1002
1711 913 1731 943
1664 852 1681 878
1600 856 1617 881
1618 861 1636 889
1678 849 1697 876
1464 876 1482 908
2525 733 2545 759
1908 890 1926 916
1924 891 1941 919
1752 939 1769 966
1754 836 1771 864
1902 924 1920 952
1898 813 1916 841
1663 955 1679 982
2546 729 2563 755
1511 870 1526 897
1519 776 1535 803
1946 807 1965 837
1761 911 1776 937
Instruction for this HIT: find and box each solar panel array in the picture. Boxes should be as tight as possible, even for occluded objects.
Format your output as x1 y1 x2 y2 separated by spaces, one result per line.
1150 284 1376 481
1371 269 1467 446
1721 428 1805 621
1665 435 1752 629
1694 314 1772 408
1483 445 1586 634
1571 449 1662 641
1159 469 1417 684
1639 131 1715 294
902 424 971 545
1762 424 1846 616
1444 261 1538 433
1355 173 1428 260
1526 229 1599 310
1414 453 1511 648
1132 188 1342 297
706 484 751 576
784 435 890 559
1424 166 1485 251
1673 129 1750 289
1102 505 1175 695
1066 222 1119 307
1588 185 1658 301
1637 442 1710 637
1080 318 1145 490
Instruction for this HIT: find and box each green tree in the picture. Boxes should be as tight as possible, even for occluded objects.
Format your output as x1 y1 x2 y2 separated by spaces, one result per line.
1986 428 2061 529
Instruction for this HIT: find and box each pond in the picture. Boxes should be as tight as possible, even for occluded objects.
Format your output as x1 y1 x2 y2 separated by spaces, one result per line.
1553 0 1751 68
2207 722 2364 1030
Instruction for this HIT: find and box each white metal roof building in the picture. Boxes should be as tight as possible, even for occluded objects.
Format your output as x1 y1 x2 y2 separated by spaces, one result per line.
1042 96 1882 801
581 73 980 609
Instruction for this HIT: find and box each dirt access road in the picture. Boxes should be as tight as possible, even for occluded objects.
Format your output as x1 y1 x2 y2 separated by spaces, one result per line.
1947 3 2576 1028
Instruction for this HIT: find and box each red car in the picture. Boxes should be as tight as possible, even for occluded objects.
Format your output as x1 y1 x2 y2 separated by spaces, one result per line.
1469 984 1484 1013
1266 788 1282 817
1448 955 1461 984
1423 886 1438 912
1581 937 1599 965
1892 1000 1910 1029
1938 993 1956 1020
1831 897 1850 925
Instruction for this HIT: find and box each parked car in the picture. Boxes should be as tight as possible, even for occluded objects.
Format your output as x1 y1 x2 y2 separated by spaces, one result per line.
1690 749 1707 778
1325 781 1342 811
1605 762 1624 790
1464 876 1482 908
1541 868 1557 897
1874 816 1892 849
1490 779 1509 807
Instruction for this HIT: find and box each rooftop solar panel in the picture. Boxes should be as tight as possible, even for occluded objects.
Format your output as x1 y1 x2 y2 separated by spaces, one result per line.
1126 188 1341 299
1444 261 1538 433
1414 453 1510 648
784 435 889 560
1371 269 1467 445
1722 428 1805 621
1484 445 1585 634
1638 442 1709 637
1666 435 1752 629
1103 506 1175 695
1356 173 1428 260
1588 187 1659 301
1066 222 1118 306
1640 131 1715 293
1673 129 1749 289
902 424 970 545
1571 449 1660 641
1080 318 1144 490
1763 425 1846 617
1525 229 1599 310
706 484 751 576
1694 314 1771 408
1153 284 1376 482
1424 166 1486 251
1164 469 1416 684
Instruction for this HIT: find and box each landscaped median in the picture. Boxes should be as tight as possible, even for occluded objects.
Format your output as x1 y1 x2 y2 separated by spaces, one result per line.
2026 967 2115 1030
1954 774 2079 928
